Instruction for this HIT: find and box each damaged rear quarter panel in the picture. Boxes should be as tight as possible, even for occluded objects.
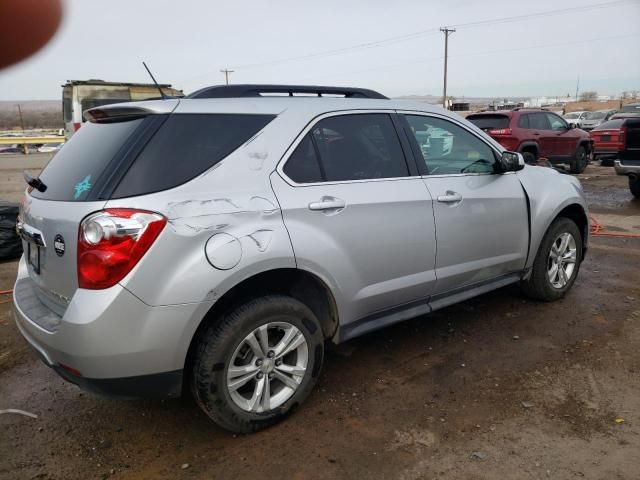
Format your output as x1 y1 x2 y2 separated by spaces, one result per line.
104 116 300 308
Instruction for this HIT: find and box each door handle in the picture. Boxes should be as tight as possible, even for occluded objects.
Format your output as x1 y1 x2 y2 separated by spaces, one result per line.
533 132 540 136
437 192 463 204
308 197 346 211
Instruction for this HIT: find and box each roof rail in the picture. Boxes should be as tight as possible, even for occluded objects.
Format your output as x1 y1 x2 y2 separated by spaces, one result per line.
187 84 388 100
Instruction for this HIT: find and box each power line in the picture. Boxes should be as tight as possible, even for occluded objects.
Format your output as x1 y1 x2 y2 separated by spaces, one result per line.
227 0 634 71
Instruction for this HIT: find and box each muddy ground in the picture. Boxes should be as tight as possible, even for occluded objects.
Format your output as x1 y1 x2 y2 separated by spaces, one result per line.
1 155 639 480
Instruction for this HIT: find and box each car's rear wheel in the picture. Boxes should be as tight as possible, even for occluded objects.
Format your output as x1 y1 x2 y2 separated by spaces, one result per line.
570 145 588 174
630 177 640 198
191 295 324 433
520 217 583 302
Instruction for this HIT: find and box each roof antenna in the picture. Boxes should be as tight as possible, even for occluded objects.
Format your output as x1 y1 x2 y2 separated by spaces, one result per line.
142 61 166 100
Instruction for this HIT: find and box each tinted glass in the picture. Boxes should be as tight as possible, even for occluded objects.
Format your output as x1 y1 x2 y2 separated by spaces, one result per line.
310 114 408 181
518 115 530 128
113 114 275 198
620 104 640 113
31 118 144 201
529 113 550 130
466 114 510 130
586 111 607 120
283 134 323 183
546 113 567 131
404 115 496 175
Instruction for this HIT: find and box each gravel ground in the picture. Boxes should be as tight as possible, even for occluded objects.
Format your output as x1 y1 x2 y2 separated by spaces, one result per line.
0 155 639 480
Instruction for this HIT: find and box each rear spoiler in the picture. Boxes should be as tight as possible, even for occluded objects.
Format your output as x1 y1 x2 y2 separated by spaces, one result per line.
84 100 180 123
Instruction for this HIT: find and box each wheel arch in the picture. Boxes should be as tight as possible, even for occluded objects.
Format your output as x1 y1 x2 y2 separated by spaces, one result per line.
518 141 539 155
183 267 339 389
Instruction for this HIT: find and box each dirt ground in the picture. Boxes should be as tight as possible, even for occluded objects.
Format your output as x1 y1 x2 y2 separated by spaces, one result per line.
1 154 639 480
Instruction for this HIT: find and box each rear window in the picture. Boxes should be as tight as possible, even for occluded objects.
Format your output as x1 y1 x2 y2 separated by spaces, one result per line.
112 114 274 198
466 115 510 130
595 119 624 130
31 119 144 201
31 113 275 201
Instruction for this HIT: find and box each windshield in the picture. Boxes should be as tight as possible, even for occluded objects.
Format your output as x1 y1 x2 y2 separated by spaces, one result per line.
595 119 624 130
564 112 581 119
586 111 607 120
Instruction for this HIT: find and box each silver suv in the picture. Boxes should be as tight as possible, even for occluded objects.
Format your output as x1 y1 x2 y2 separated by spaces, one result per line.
14 85 589 432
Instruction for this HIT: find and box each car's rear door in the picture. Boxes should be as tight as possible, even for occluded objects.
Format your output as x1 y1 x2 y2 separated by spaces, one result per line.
271 111 437 326
400 112 529 294
528 112 555 157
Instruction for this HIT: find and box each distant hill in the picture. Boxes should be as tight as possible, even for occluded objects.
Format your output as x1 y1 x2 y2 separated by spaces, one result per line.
0 100 61 129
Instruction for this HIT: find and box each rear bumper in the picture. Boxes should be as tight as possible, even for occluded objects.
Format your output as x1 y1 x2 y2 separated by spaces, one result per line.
12 256 206 398
614 160 640 177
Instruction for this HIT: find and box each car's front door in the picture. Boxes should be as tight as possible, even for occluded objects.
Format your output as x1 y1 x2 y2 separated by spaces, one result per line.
401 113 529 294
271 112 437 325
546 112 575 156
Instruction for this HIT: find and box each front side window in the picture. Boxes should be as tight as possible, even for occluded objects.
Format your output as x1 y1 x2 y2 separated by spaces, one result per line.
283 113 409 183
404 115 496 175
546 113 568 131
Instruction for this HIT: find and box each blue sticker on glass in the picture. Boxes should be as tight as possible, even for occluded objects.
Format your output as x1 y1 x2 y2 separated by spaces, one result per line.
74 175 92 199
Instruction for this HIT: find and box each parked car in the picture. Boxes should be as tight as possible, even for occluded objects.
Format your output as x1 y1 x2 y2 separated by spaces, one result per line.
580 109 617 131
563 111 590 128
613 117 640 197
611 103 640 119
466 109 592 173
590 119 626 166
0 144 22 154
37 143 63 153
14 85 589 433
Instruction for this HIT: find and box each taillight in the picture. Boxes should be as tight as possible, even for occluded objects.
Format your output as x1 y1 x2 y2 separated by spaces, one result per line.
488 128 512 136
618 127 627 151
78 208 166 289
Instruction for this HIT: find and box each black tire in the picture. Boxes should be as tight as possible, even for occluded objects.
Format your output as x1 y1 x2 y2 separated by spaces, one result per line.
522 151 537 165
570 145 588 174
630 177 640 198
600 157 615 167
520 217 583 302
191 295 324 433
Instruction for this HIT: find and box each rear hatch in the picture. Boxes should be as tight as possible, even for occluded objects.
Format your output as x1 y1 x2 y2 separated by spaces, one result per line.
590 119 624 152
18 114 152 318
18 100 276 323
466 114 517 150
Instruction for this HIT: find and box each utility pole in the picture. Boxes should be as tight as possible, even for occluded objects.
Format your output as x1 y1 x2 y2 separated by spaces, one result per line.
440 27 455 109
16 104 25 133
220 69 234 85
575 76 579 102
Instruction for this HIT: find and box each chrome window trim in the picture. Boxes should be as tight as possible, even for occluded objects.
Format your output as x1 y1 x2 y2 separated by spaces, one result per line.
275 109 422 188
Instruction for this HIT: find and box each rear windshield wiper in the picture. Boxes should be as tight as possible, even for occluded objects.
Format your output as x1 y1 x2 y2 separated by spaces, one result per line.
23 171 47 192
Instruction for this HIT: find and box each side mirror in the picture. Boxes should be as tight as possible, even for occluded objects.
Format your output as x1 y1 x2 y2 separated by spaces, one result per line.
499 151 525 172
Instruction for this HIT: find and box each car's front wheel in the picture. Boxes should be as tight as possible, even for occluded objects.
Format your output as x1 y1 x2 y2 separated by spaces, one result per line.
520 217 583 301
570 145 588 174
191 295 324 433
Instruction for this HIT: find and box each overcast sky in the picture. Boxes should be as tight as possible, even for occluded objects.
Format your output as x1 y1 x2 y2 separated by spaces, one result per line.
1 0 639 100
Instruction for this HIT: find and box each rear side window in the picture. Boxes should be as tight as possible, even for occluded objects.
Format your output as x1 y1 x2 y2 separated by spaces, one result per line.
31 119 144 201
466 115 510 130
112 114 275 198
529 113 550 130
283 113 408 183
518 115 530 128
283 135 323 183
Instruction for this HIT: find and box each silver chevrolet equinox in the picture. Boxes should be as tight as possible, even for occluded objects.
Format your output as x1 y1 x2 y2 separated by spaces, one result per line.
14 85 589 432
